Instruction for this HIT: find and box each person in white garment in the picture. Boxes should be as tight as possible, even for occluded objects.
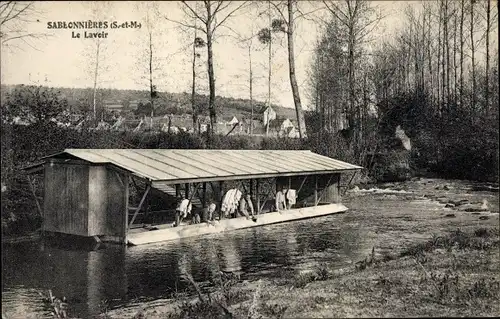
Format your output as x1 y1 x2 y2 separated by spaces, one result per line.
175 197 192 227
275 186 286 213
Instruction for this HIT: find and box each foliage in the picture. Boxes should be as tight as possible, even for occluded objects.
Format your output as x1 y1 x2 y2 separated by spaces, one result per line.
400 228 500 258
377 89 498 182
2 85 68 126
134 101 153 117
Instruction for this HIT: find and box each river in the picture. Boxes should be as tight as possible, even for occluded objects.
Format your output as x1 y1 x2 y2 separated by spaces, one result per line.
2 178 498 318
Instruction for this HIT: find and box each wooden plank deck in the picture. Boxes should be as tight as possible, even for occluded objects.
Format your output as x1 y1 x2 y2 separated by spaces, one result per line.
127 203 348 245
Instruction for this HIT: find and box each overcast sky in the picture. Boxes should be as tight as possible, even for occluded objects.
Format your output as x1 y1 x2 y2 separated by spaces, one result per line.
1 1 409 108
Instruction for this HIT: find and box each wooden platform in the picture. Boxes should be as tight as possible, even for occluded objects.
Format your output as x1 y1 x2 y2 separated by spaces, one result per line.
127 203 349 245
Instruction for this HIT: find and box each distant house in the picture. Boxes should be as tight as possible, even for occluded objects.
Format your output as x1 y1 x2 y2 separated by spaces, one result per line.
219 116 239 126
129 99 149 110
168 114 195 131
103 99 124 110
282 126 300 138
228 116 239 125
280 118 294 131
262 106 277 125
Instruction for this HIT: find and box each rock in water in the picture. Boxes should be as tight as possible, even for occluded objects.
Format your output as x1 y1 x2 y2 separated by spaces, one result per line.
395 125 411 151
481 199 489 210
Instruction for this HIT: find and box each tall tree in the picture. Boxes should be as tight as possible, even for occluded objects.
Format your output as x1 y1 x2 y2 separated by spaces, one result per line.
257 1 274 121
459 0 465 107
84 2 115 124
165 1 249 137
285 0 307 138
190 9 206 133
323 0 382 155
268 0 327 138
470 0 477 110
136 2 166 129
484 0 491 112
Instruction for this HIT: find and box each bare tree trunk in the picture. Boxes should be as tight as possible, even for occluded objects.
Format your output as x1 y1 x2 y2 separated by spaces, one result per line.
470 0 476 111
192 26 198 133
437 1 442 115
249 45 254 135
421 10 426 90
445 0 450 109
266 0 272 137
441 0 446 111
287 0 307 138
453 10 458 103
316 51 322 131
425 4 434 106
149 29 154 130
92 41 100 124
485 0 491 113
207 27 216 135
459 0 465 107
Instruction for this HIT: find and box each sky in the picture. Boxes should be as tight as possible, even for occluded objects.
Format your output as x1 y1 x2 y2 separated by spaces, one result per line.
0 1 408 109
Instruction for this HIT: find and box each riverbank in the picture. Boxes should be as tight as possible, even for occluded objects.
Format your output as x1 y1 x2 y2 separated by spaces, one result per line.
105 179 499 318
106 227 499 318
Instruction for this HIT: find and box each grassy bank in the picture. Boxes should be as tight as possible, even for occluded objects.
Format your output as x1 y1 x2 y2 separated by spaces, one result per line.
105 226 499 319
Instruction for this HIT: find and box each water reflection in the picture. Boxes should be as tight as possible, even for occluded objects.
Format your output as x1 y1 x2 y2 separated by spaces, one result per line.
3 212 366 318
2 239 127 318
3 178 498 318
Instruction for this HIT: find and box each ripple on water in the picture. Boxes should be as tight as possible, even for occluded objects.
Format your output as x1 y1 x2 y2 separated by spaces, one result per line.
2 178 498 318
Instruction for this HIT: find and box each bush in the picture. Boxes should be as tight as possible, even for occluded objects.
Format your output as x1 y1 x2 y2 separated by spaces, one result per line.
370 150 412 182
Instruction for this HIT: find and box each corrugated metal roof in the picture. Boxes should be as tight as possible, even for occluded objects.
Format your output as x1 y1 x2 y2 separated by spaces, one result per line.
39 149 362 184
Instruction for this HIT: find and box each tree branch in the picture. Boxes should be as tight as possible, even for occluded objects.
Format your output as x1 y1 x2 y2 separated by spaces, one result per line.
294 5 324 23
213 1 249 32
1 2 33 26
181 1 208 24
164 15 207 34
322 0 349 26
270 1 289 25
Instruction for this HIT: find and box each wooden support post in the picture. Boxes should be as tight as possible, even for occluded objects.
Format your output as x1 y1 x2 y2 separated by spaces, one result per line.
316 174 334 205
187 183 200 205
202 182 207 208
175 184 180 197
131 176 140 193
288 176 291 190
337 176 341 200
241 180 249 194
342 171 357 196
128 185 151 229
249 179 254 198
256 179 260 214
114 171 124 187
209 182 217 195
185 183 189 198
124 175 130 244
26 175 43 217
260 180 276 213
219 181 224 219
314 175 318 206
297 176 307 195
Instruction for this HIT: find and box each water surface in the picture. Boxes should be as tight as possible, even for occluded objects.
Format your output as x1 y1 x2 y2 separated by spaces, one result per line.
2 178 498 318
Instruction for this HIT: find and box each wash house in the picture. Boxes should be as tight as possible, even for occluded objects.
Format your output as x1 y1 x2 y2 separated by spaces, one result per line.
24 149 362 245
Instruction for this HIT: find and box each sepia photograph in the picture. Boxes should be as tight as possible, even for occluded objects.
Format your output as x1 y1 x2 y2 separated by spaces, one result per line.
1 0 498 318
